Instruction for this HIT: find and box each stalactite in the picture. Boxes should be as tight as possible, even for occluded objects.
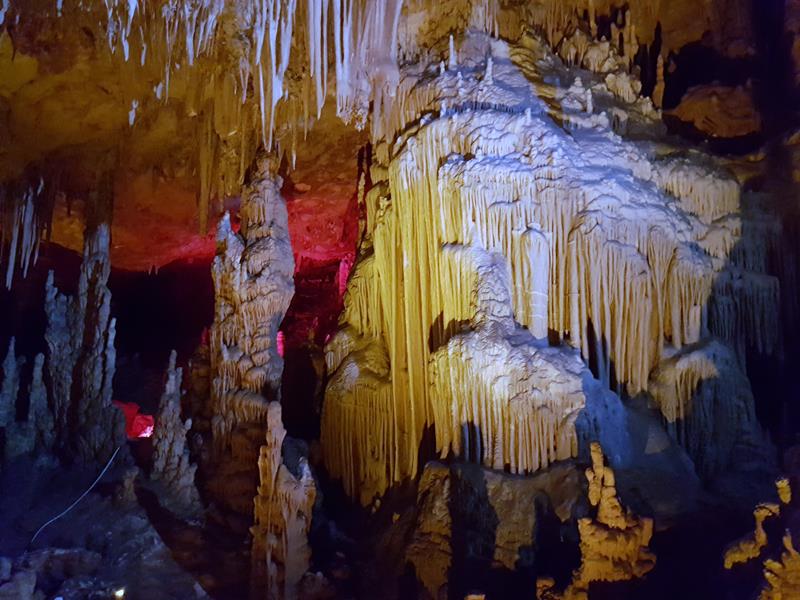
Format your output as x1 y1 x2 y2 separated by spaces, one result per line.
250 402 316 600
151 350 202 518
1 180 46 291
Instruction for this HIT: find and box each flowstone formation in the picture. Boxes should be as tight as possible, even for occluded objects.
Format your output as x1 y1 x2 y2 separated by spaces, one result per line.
250 402 316 600
536 443 655 600
322 27 779 504
150 350 202 518
649 340 771 482
44 223 126 463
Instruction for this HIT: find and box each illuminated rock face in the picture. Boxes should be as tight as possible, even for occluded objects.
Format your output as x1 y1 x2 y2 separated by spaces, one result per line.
210 153 295 457
537 443 656 600
322 30 776 504
667 85 762 139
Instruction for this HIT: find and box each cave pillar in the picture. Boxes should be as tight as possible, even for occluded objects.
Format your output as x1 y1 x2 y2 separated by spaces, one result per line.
209 151 295 457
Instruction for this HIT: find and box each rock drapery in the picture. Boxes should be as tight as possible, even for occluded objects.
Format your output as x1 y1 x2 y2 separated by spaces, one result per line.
0 1 797 597
649 339 771 480
322 28 778 504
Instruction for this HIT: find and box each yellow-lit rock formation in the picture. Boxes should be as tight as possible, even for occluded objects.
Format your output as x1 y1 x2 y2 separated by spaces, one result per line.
250 402 316 600
322 29 776 504
537 442 655 599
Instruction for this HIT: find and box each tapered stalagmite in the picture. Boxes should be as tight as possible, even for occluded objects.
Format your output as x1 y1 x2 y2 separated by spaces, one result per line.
723 478 799 599
250 402 316 600
44 224 126 463
28 353 54 453
210 152 295 456
0 338 20 430
1 344 53 462
151 350 202 517
759 533 800 600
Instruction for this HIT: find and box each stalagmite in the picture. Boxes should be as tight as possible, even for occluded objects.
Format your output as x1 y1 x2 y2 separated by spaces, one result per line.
724 477 793 568
1 344 54 462
206 151 297 520
210 152 295 456
537 443 656 600
27 353 54 454
44 224 126 463
653 54 665 108
250 402 315 600
151 350 202 518
0 338 19 431
759 533 800 600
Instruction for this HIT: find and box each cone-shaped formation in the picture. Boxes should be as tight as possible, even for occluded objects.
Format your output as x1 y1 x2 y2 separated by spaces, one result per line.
44 224 126 463
0 338 20 430
537 443 656 599
250 402 316 600
27 353 54 453
210 152 295 457
151 350 202 518
322 30 776 503
0 344 54 463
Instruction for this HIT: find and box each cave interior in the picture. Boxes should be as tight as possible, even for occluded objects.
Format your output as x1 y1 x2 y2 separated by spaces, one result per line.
1 1 800 599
